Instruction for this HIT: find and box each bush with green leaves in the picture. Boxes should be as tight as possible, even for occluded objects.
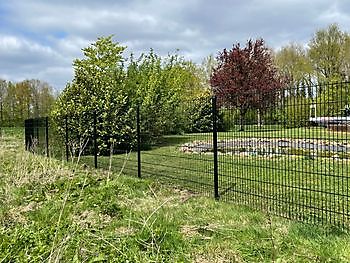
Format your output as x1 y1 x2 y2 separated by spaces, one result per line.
51 36 136 154
126 50 211 140
182 92 228 133
315 82 350 118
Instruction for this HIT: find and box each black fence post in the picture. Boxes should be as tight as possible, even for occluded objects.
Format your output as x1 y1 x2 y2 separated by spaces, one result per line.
24 119 29 151
65 116 69 162
45 117 49 158
212 96 219 199
35 119 39 147
93 111 98 169
137 105 141 178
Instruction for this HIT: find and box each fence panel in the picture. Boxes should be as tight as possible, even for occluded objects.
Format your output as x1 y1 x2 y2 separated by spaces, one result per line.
216 82 350 227
138 97 215 196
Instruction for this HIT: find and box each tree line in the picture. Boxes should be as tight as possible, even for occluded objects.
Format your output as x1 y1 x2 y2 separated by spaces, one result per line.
52 23 350 152
275 23 350 86
45 24 350 155
0 79 56 126
274 24 350 126
211 23 350 129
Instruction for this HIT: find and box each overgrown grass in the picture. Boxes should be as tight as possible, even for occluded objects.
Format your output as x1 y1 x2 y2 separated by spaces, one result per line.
1 130 350 262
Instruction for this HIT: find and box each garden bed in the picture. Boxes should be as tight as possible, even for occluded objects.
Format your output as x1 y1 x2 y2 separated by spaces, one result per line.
179 138 350 158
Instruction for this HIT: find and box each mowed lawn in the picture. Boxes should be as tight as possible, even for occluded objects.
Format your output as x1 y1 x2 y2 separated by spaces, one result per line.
82 126 350 226
2 127 350 262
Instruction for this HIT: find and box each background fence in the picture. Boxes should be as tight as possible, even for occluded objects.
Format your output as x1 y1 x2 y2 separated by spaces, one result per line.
24 82 350 228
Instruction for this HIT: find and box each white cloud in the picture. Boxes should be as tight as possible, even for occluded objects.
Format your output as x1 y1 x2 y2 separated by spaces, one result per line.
0 35 70 88
56 37 90 57
0 36 22 50
0 0 350 90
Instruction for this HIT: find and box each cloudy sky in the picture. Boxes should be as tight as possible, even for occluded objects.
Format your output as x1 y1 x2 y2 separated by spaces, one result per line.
0 0 349 91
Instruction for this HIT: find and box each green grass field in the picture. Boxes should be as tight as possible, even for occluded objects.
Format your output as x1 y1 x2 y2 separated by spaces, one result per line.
76 126 350 227
2 127 350 262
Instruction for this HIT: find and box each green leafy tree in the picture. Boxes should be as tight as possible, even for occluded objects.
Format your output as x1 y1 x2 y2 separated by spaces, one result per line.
4 82 17 121
15 81 32 119
315 82 350 118
275 43 314 93
307 25 350 119
28 79 55 118
52 36 135 153
125 50 209 141
343 35 350 79
283 95 311 127
0 79 55 125
308 24 349 82
195 55 218 89
0 79 6 123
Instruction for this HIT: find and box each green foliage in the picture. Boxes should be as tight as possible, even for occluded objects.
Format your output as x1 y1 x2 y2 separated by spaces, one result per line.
0 79 55 126
52 36 135 154
315 82 350 117
183 93 213 133
274 24 350 126
274 43 313 88
52 37 215 152
276 24 350 86
183 92 227 133
309 24 349 82
126 50 211 140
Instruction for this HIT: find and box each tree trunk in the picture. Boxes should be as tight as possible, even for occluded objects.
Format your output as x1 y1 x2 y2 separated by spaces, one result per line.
257 109 261 127
0 101 3 123
239 108 245 131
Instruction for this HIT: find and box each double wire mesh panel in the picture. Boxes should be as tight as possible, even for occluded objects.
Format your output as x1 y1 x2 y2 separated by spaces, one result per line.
58 112 139 175
217 82 350 227
138 96 215 196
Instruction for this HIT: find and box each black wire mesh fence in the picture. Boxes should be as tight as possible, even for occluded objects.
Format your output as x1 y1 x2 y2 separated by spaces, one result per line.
216 82 350 226
138 97 216 196
24 81 350 228
24 117 49 156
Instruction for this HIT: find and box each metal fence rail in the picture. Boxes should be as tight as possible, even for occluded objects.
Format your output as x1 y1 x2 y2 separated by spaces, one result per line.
24 81 350 228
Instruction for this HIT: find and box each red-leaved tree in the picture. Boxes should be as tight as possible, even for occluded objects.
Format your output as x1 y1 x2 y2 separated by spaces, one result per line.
210 39 284 130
